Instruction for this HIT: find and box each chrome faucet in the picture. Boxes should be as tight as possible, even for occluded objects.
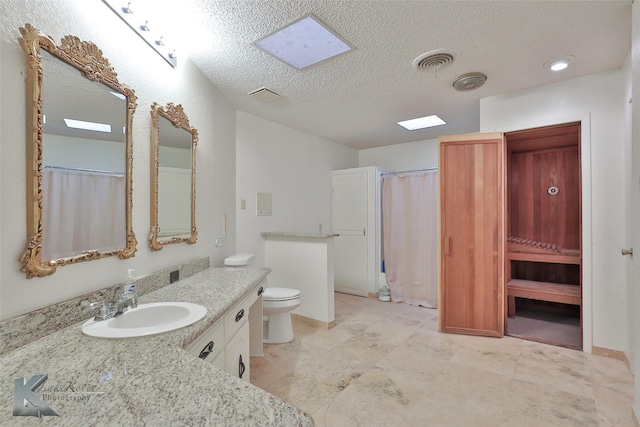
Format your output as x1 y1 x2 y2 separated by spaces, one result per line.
87 301 117 321
115 291 138 314
87 291 138 321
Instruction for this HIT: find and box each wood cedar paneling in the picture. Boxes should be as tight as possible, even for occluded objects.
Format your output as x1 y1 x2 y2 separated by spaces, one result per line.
508 146 580 250
439 134 505 337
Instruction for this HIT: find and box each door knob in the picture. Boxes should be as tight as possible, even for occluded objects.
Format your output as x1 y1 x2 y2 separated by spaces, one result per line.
621 248 633 256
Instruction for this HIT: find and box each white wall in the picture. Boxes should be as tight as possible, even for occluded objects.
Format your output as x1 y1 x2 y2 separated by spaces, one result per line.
359 138 439 171
480 69 629 354
0 0 237 319
235 111 358 268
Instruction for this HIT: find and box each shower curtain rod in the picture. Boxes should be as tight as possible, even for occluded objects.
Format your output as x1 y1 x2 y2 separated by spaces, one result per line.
381 167 438 177
43 165 125 177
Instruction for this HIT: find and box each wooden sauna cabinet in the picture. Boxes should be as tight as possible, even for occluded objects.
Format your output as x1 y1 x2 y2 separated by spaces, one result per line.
505 123 582 345
439 123 582 345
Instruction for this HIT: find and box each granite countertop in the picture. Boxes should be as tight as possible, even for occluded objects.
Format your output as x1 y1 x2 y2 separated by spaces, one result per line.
0 268 314 426
260 232 339 239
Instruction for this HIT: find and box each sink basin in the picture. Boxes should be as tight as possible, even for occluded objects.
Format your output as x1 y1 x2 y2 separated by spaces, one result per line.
82 302 207 338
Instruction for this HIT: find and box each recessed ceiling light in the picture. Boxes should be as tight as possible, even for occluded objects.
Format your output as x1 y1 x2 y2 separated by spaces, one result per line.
547 56 573 72
397 115 446 131
64 118 112 133
253 13 354 70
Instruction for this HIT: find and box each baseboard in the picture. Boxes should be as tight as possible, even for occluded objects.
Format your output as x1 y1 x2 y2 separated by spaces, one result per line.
291 313 335 329
632 406 639 427
591 346 631 370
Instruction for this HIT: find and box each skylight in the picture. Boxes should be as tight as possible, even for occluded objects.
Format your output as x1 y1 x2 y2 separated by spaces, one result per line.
397 115 446 131
64 118 112 133
253 14 353 70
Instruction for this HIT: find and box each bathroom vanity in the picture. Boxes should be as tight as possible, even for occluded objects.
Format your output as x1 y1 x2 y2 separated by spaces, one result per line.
0 267 312 425
186 280 264 381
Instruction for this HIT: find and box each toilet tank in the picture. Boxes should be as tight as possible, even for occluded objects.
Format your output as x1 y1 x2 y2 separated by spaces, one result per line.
224 253 255 267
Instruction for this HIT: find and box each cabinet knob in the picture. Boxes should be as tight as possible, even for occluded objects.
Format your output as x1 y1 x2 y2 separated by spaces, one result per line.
235 309 245 322
198 341 215 360
622 248 634 256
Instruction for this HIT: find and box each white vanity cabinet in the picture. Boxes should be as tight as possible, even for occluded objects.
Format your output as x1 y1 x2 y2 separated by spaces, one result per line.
186 281 264 382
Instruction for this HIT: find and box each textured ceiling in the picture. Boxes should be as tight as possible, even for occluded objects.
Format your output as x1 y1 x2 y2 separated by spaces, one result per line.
176 1 631 149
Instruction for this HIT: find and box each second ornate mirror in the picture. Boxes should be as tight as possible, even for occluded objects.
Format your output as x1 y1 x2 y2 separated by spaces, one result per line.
149 102 198 250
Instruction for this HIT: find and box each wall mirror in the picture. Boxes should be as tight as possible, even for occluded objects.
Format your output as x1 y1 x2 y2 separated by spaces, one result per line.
18 24 137 278
149 102 197 250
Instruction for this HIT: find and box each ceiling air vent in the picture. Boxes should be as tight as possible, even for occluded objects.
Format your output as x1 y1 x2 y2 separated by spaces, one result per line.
248 87 281 103
412 49 458 72
452 72 487 92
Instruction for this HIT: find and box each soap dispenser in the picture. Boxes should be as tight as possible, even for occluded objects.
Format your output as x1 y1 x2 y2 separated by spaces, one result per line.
124 268 136 295
116 269 138 313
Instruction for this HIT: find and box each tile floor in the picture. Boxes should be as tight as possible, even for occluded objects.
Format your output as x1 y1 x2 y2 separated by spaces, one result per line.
250 292 635 426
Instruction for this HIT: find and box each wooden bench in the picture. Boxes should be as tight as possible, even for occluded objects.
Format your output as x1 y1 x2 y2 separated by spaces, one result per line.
507 279 581 318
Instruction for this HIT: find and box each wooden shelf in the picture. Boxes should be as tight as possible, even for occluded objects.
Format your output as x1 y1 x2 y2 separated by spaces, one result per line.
508 251 581 265
507 279 581 318
507 237 580 265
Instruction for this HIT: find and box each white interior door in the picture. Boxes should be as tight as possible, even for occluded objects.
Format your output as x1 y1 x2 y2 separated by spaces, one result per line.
332 170 369 296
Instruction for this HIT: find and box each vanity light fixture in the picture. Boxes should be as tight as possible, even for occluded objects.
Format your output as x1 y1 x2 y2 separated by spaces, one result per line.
102 0 177 68
64 118 112 133
253 13 354 70
397 115 446 131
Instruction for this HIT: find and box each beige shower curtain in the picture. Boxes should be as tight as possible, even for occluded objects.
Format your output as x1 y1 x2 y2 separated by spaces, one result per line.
382 171 438 307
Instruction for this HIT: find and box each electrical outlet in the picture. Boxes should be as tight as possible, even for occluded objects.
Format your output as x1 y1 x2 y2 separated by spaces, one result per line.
240 199 246 210
170 270 179 283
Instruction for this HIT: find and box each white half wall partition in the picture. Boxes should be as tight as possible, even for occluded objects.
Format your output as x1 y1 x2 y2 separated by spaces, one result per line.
261 232 337 328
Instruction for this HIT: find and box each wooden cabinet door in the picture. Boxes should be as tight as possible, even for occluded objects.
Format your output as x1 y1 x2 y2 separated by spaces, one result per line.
439 133 506 337
226 321 250 382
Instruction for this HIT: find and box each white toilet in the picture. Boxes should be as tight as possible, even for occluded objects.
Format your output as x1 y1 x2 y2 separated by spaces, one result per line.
262 287 301 344
223 254 302 344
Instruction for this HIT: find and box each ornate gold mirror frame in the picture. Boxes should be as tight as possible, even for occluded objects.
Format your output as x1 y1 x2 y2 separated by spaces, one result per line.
18 24 137 278
149 102 198 250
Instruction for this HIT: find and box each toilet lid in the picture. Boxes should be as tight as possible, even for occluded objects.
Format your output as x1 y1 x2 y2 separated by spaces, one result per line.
263 287 300 301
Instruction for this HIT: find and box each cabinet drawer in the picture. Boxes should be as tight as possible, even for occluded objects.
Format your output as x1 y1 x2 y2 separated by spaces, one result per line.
225 295 251 339
250 280 266 306
186 321 225 363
